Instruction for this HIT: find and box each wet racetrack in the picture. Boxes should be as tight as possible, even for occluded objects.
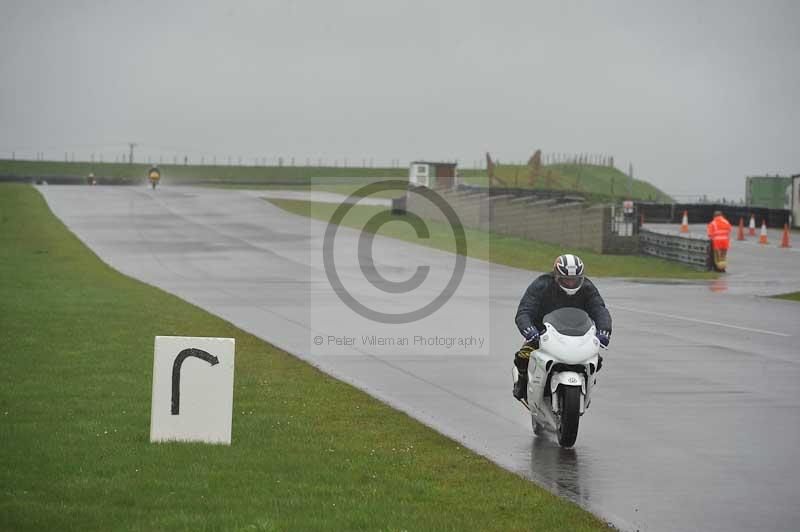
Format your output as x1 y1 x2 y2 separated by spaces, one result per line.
39 185 800 532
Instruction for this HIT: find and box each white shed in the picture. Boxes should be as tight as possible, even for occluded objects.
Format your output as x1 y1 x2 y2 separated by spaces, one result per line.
408 161 458 189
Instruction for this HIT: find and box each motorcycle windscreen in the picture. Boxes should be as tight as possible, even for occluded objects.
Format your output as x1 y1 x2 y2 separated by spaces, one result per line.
542 307 593 336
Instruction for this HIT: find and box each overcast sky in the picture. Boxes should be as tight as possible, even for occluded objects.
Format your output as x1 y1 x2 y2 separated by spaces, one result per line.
1 0 798 200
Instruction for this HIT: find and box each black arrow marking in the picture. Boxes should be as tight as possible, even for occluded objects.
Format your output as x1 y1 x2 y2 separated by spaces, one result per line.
171 348 219 415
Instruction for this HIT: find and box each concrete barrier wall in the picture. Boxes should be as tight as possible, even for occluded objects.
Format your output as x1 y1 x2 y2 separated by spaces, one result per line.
406 187 629 254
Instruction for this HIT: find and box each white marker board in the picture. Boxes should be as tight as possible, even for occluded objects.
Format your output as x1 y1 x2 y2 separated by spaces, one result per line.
150 336 235 445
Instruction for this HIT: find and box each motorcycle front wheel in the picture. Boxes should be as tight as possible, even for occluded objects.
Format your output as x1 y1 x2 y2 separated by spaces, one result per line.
556 386 581 448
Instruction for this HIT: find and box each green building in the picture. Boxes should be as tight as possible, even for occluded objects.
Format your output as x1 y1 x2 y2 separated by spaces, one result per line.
745 175 791 209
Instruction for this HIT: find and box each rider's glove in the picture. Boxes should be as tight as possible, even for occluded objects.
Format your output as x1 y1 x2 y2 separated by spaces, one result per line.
522 326 540 344
596 329 611 348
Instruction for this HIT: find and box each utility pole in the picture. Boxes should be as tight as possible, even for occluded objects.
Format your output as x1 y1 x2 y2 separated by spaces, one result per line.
627 163 634 198
128 143 137 164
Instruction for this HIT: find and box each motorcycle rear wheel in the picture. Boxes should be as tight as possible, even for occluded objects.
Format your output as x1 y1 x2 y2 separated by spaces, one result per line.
556 386 581 448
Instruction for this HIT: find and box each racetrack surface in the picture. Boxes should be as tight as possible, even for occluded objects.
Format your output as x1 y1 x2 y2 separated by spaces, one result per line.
39 185 800 532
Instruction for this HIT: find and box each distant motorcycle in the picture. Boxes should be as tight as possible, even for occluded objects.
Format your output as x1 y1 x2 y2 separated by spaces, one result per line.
148 166 161 190
514 307 603 447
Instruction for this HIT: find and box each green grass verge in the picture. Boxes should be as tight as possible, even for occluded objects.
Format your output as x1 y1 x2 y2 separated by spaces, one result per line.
0 183 612 532
203 182 406 199
268 199 716 280
772 291 800 301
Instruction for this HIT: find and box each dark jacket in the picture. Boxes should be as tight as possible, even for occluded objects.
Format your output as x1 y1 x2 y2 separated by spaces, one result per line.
515 273 612 334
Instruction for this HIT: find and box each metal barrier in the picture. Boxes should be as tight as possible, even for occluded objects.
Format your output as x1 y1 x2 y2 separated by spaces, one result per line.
639 229 711 270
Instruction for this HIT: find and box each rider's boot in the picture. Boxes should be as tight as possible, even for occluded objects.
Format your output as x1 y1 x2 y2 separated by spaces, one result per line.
512 352 531 401
513 368 528 400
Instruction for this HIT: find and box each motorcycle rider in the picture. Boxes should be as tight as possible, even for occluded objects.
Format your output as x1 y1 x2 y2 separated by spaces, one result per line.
512 254 612 401
148 165 161 189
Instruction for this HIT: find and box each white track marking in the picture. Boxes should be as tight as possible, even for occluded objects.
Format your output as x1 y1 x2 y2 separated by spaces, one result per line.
610 304 791 337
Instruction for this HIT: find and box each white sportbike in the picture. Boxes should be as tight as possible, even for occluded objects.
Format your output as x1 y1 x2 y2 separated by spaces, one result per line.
514 307 603 448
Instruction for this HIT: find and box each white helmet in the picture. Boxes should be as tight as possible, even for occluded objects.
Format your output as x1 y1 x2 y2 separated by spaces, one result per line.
553 254 585 295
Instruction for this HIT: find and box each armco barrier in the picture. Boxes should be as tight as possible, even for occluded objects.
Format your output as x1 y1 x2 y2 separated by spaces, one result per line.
639 229 711 270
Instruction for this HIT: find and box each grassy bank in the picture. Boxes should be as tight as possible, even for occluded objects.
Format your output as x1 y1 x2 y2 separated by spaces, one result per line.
460 163 672 203
269 199 715 279
0 183 612 532
773 291 800 301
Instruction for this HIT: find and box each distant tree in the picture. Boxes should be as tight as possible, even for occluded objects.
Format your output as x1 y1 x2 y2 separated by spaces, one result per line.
528 149 542 186
486 152 507 188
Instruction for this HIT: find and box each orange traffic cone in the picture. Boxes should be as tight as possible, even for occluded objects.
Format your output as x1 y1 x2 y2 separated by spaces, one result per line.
780 224 791 248
748 214 756 236
680 210 689 233
737 217 745 240
758 220 768 245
